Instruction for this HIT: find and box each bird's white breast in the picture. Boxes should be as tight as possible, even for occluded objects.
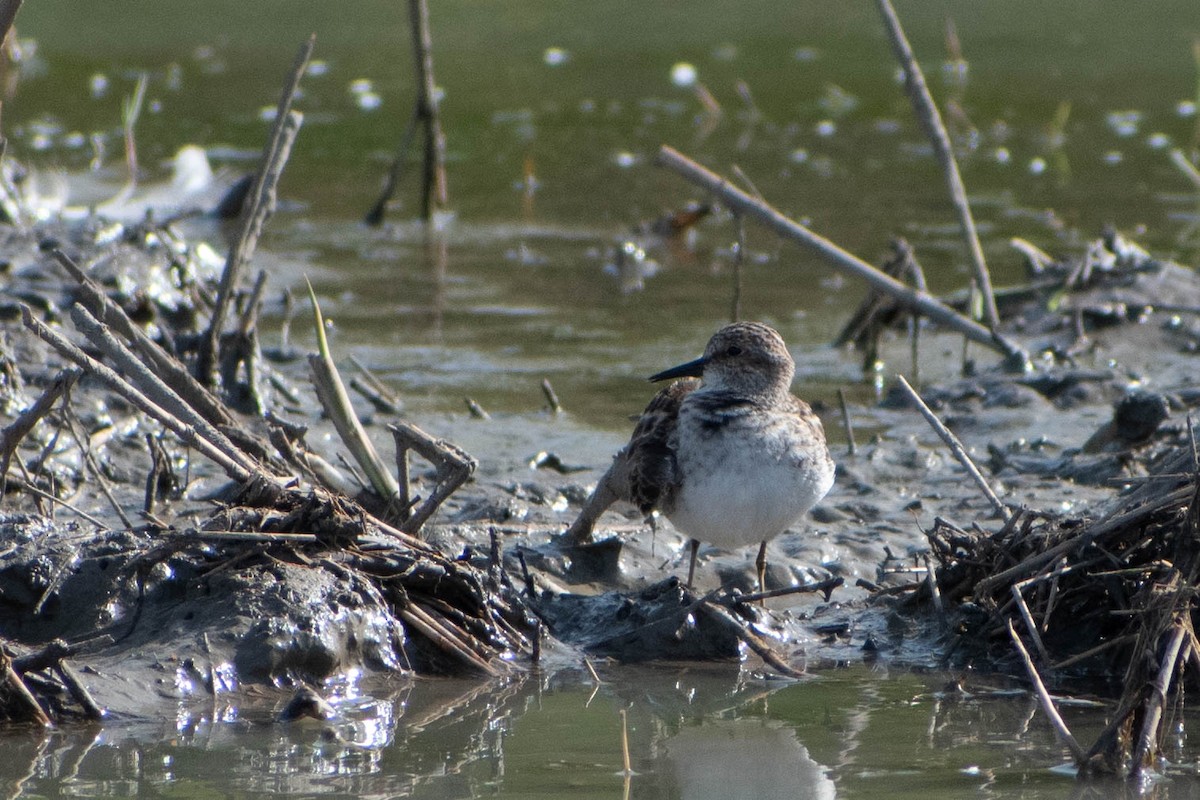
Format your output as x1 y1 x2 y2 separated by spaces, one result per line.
667 407 833 550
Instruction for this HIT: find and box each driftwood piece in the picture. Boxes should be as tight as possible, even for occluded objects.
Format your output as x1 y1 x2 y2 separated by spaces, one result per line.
54 250 237 431
70 304 264 480
22 305 277 493
655 145 1028 367
389 421 476 536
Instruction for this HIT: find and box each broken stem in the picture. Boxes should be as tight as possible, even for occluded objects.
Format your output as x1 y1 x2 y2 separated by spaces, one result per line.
896 374 1010 520
202 34 313 383
874 0 999 329
1007 619 1086 765
655 145 1026 366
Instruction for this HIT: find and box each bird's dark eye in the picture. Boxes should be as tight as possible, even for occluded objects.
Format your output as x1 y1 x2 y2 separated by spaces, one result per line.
726 345 742 356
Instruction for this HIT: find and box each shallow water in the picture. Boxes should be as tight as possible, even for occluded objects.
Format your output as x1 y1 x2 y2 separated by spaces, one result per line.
11 0 1200 424
0 664 1167 799
5 1 1200 795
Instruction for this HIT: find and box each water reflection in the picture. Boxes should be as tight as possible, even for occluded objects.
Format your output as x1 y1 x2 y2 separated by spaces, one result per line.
7 665 1178 799
662 718 835 800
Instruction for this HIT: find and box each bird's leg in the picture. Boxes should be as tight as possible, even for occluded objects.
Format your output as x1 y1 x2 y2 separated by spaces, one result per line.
755 540 768 601
685 538 700 589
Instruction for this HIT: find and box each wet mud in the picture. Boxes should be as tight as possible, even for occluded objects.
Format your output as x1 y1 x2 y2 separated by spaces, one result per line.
1 198 1195 730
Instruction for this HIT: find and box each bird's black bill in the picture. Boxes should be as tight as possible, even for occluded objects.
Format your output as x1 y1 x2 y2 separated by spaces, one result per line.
648 355 707 382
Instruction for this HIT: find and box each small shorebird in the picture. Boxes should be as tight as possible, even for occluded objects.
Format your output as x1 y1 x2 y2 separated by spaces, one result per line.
564 321 835 592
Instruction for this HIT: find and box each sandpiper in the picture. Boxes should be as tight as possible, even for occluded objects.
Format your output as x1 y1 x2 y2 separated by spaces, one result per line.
565 321 835 592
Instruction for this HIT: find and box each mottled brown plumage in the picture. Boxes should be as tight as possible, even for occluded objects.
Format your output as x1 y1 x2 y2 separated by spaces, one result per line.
564 322 835 591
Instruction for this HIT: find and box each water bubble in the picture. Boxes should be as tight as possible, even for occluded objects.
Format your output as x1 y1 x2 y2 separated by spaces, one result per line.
89 73 109 99
1105 109 1142 138
543 47 570 66
873 118 901 135
793 47 819 62
356 92 382 111
307 60 329 77
993 147 1011 165
612 151 639 168
1145 132 1170 149
789 148 809 164
814 120 837 138
1177 100 1197 117
349 78 373 95
1028 157 1047 175
670 62 697 88
1102 150 1123 165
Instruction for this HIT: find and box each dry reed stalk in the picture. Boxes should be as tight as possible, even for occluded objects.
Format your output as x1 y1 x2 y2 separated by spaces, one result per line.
1007 619 1086 765
655 145 1027 366
201 35 313 382
896 375 1010 519
874 0 999 329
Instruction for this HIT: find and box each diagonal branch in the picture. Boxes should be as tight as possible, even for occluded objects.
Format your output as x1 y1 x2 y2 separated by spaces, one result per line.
655 145 1027 366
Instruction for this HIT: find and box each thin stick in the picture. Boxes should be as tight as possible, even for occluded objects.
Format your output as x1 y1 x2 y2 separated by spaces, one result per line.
905 245 928 382
60 399 133 529
874 0 999 329
1051 634 1137 671
730 213 745 322
896 374 1010 519
201 35 313 382
410 0 449 219
619 708 633 776
12 477 108 527
924 554 944 619
397 603 500 676
389 420 476 535
237 269 269 337
22 307 259 486
1169 149 1200 190
55 661 103 720
70 304 263 478
583 656 602 684
1007 619 1086 765
465 397 491 419
699 601 804 678
1 657 50 727
349 355 402 405
836 388 857 456
366 106 420 225
54 250 235 430
655 146 1026 365
370 0 448 223
733 575 843 605
1011 582 1050 664
0 367 79 484
540 378 562 413
1132 622 1189 777
121 73 148 188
